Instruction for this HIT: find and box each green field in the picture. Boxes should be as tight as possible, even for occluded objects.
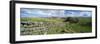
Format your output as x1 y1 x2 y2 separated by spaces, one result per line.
20 17 92 35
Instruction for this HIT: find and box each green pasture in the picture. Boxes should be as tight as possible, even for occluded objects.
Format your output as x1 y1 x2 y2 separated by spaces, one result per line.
20 17 92 35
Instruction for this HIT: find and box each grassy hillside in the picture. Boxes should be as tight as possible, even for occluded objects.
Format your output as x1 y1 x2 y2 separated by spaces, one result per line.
20 17 92 35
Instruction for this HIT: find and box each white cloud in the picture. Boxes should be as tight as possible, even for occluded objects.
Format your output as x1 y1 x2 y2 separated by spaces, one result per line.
21 8 92 17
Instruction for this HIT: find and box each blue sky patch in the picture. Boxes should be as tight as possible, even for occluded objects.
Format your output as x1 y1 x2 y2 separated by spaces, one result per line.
20 8 92 17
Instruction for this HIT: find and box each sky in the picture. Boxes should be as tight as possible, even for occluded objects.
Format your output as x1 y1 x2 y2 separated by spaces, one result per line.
20 8 92 17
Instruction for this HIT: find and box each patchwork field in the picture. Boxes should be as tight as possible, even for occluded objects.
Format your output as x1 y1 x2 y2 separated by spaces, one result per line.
20 17 92 35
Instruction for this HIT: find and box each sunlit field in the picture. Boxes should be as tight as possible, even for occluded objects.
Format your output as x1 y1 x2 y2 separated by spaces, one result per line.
20 8 92 35
20 17 92 35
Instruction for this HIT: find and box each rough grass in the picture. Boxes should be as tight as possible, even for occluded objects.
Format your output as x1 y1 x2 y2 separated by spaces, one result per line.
20 17 92 35
21 17 63 23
